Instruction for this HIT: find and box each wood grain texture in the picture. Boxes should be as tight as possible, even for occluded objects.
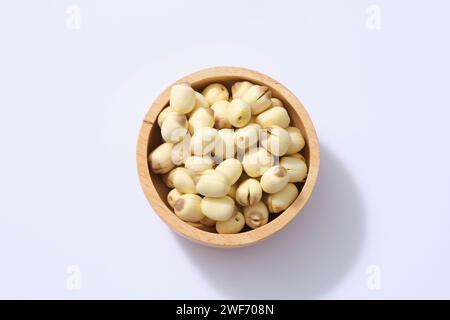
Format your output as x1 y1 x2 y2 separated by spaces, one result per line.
136 66 320 248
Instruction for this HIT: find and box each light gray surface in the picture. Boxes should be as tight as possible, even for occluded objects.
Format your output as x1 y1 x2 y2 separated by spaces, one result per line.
1 0 449 299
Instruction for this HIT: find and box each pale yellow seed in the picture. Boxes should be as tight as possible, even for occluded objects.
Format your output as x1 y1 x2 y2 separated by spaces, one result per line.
174 194 204 222
190 127 219 156
216 211 245 234
215 158 243 185
170 83 196 114
228 98 251 128
161 172 172 188
267 183 299 213
234 123 261 153
171 133 191 166
259 126 291 156
214 128 236 161
235 178 262 206
271 98 283 107
184 155 214 173
188 107 214 134
192 168 215 185
171 167 196 194
252 91 272 115
167 189 183 208
157 107 171 127
149 143 175 174
228 183 237 199
285 127 305 155
211 100 231 129
201 196 235 221
260 165 290 194
280 156 308 182
189 91 210 115
241 85 266 106
289 153 306 162
161 112 188 143
196 170 230 197
231 81 253 98
241 85 272 115
244 202 269 229
255 106 290 128
165 167 191 188
242 147 274 177
202 83 229 105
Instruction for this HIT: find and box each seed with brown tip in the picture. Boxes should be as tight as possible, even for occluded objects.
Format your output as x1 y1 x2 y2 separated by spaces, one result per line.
161 112 188 143
243 202 269 229
260 165 290 193
174 198 184 211
211 100 231 129
167 189 182 208
174 194 204 222
148 142 175 174
266 183 299 213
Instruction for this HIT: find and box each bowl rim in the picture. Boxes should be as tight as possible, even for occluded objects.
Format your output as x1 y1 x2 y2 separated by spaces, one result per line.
136 66 320 248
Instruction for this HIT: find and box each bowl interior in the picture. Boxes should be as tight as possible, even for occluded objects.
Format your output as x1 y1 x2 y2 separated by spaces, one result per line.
147 74 311 233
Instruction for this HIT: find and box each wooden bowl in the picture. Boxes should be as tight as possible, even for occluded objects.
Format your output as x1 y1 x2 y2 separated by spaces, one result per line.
137 67 320 248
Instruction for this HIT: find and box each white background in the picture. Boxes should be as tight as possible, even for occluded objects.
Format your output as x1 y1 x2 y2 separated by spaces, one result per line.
1 0 449 299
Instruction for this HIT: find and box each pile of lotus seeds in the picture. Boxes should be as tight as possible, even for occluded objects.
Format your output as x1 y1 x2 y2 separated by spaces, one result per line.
148 81 308 234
